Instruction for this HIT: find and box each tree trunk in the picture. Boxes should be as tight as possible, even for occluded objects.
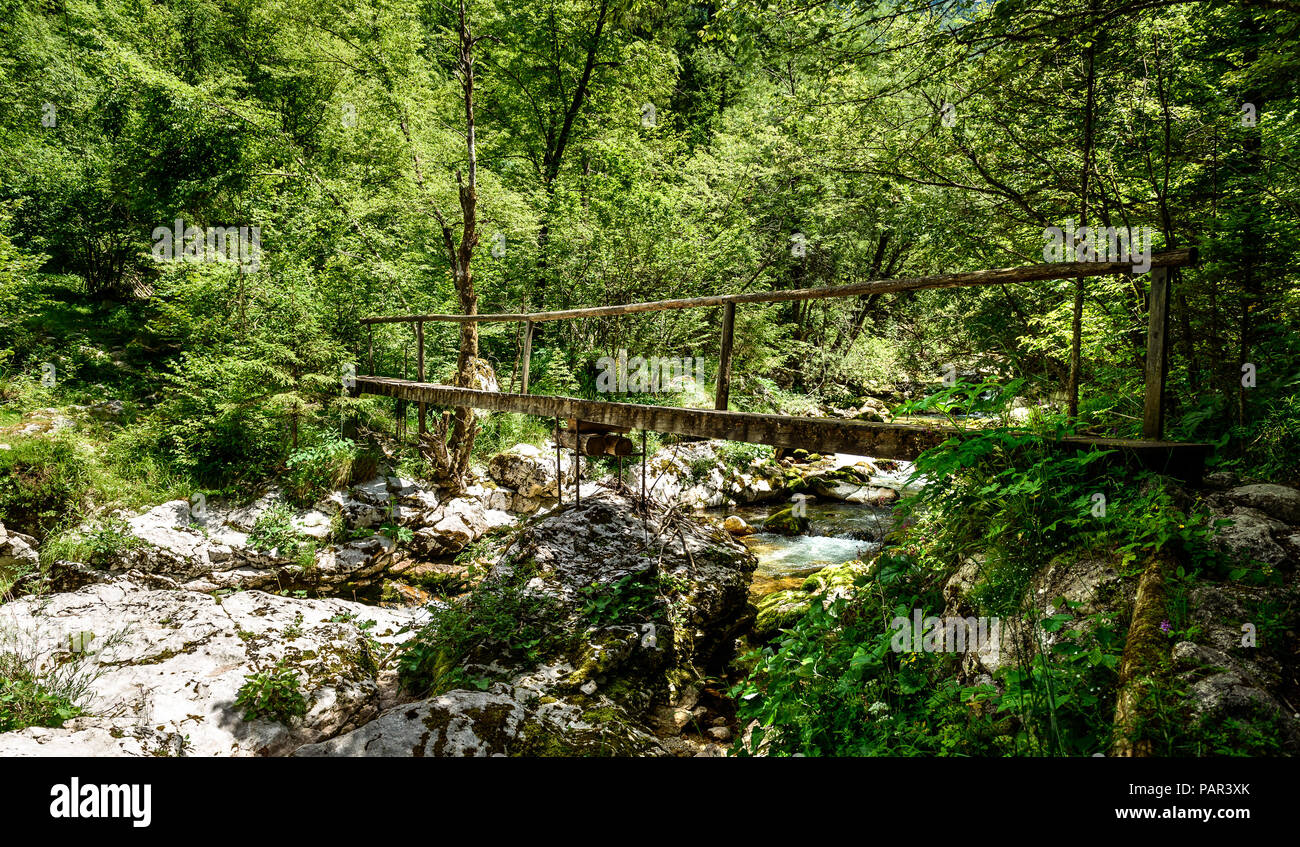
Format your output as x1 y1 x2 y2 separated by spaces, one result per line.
428 1 482 487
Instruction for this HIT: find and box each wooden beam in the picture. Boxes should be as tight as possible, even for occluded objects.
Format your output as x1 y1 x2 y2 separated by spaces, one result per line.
356 377 967 458
716 302 735 411
1142 266 1171 440
557 429 635 456
416 319 426 436
520 320 533 394
359 249 1198 325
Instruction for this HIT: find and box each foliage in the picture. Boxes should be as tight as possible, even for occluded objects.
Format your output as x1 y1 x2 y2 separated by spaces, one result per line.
285 437 359 506
0 655 83 732
397 564 567 696
42 516 144 570
578 572 664 628
234 662 309 724
0 437 88 537
734 380 1254 756
246 503 308 558
0 624 122 731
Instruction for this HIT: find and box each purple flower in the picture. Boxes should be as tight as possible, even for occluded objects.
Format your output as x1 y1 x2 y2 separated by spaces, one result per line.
1159 620 1172 633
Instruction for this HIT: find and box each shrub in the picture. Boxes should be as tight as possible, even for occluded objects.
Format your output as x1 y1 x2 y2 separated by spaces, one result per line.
285 437 357 506
398 566 566 695
0 626 117 731
0 437 89 536
247 503 307 557
0 658 83 732
1245 395 1300 486
234 662 308 723
147 351 289 484
40 516 144 571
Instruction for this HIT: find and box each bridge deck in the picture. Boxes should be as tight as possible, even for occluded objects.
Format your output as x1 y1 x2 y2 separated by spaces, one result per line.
353 376 1209 480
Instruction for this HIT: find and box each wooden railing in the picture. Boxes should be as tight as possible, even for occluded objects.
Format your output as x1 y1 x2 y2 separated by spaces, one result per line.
359 248 1197 440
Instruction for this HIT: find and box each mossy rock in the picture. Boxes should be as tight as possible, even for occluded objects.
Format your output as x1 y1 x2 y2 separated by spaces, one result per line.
800 559 873 594
752 559 874 640
753 588 813 640
763 507 810 536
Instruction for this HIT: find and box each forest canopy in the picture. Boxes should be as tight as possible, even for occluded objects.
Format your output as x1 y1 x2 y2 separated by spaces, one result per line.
0 0 1296 487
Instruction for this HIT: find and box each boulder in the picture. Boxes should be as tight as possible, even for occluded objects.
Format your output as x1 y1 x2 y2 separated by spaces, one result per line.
88 399 126 421
753 559 873 640
763 506 810 536
723 515 755 536
0 521 40 575
295 684 665 757
1223 484 1300 524
314 491 756 756
487 444 574 500
852 397 892 423
0 579 416 756
80 495 398 592
1207 506 1300 568
410 497 511 557
624 441 786 510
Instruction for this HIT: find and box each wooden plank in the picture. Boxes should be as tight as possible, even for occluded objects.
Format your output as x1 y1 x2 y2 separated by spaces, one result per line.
359 249 1198 325
353 376 1208 476
716 302 735 411
1142 266 1171 440
520 320 533 394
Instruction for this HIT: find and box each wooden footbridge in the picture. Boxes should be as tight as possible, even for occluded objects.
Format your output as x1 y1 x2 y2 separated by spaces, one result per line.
352 249 1209 481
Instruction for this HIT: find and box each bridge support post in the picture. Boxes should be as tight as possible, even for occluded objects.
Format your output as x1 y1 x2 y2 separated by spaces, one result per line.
1142 266 1171 440
416 320 426 439
555 418 562 505
715 302 735 410
520 321 534 394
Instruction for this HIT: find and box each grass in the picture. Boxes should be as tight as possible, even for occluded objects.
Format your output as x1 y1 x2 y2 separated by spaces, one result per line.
0 621 128 731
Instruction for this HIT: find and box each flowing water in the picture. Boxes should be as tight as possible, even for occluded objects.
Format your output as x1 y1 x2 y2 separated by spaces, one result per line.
721 500 896 597
721 454 920 597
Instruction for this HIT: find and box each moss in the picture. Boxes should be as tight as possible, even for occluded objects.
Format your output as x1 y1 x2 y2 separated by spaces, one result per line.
762 507 810 536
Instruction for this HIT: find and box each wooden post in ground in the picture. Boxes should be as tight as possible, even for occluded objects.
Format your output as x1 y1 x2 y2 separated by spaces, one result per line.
1068 277 1083 419
520 321 534 394
715 302 735 410
416 320 426 438
367 325 374 375
555 418 562 505
574 420 581 506
1142 266 1171 440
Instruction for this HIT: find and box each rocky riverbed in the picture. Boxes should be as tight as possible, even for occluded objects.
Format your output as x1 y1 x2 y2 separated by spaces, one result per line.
0 438 864 756
7 430 1293 756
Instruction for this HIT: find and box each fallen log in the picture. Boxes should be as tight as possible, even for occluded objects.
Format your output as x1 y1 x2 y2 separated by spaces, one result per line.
1109 548 1177 757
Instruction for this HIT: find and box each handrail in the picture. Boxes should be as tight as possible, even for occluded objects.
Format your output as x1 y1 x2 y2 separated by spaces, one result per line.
359 248 1197 325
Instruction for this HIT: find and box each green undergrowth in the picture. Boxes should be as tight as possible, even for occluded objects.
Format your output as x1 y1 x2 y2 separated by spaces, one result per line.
235 662 309 724
733 382 1283 757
